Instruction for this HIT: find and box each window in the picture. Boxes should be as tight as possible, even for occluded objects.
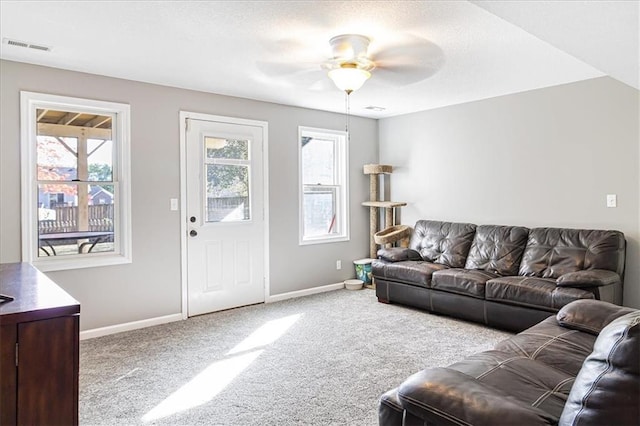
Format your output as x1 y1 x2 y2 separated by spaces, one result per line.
21 92 131 271
299 127 349 244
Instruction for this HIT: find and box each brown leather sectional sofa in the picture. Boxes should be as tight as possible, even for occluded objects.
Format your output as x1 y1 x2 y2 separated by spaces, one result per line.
373 220 626 331
379 300 640 425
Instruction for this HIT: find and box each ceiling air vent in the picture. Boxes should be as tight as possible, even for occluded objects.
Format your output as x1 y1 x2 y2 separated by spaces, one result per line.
3 38 51 52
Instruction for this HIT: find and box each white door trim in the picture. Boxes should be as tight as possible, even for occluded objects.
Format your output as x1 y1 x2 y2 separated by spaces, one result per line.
179 111 270 319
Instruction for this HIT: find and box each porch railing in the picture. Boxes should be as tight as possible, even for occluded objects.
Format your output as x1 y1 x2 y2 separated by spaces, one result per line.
39 204 114 234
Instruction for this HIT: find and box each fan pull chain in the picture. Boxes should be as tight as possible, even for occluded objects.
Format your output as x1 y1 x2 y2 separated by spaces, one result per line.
345 91 351 138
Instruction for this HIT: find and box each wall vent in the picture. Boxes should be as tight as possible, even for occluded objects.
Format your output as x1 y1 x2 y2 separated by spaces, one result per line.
3 38 51 52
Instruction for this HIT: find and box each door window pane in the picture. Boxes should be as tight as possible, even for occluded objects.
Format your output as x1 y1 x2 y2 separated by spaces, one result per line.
205 137 249 160
206 164 250 222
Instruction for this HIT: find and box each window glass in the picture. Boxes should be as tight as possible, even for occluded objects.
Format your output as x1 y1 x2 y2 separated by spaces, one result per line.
205 137 248 160
87 139 113 182
37 136 78 181
206 164 250 222
302 187 338 237
33 109 115 258
301 138 334 185
204 137 251 223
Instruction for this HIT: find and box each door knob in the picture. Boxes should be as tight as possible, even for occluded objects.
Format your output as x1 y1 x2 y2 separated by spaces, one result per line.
190 216 196 223
189 229 197 237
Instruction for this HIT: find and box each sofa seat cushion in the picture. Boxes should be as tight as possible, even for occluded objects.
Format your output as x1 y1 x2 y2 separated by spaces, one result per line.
398 367 559 425
486 276 595 311
446 350 575 421
399 350 573 424
431 268 498 298
495 316 596 376
374 261 448 287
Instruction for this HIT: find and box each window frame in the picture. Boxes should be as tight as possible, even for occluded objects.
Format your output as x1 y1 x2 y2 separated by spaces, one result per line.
20 91 132 271
298 126 349 245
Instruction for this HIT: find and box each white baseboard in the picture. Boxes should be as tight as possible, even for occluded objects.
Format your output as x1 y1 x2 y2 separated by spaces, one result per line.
266 282 344 303
81 284 345 340
80 313 183 340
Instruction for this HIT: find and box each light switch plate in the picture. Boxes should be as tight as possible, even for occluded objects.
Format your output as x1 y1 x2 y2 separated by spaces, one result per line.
606 194 617 208
170 198 179 211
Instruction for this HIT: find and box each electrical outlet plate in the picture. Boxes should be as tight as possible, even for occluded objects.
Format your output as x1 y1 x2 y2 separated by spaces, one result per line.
336 260 342 270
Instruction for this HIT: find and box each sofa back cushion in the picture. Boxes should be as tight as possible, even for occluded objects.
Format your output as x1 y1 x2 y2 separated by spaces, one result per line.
464 225 529 276
518 228 625 279
409 220 476 268
559 310 640 426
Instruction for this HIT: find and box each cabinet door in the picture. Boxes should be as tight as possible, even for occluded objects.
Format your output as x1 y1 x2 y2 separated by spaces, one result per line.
17 315 79 426
0 325 17 425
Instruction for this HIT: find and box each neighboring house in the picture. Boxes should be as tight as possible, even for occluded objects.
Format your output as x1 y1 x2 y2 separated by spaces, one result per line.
89 185 113 205
37 166 76 208
38 192 72 209
37 167 113 207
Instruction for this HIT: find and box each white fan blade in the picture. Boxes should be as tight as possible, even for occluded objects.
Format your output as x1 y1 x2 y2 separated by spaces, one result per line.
371 37 445 85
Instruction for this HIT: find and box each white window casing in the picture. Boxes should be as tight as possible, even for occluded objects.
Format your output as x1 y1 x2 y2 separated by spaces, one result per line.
298 126 349 245
20 91 132 271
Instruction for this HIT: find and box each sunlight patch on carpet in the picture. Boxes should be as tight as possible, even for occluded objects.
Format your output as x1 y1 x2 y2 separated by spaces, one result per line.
142 350 263 422
228 313 302 355
141 313 302 422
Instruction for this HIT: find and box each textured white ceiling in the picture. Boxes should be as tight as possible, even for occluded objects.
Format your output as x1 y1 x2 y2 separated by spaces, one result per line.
0 1 636 119
471 0 639 90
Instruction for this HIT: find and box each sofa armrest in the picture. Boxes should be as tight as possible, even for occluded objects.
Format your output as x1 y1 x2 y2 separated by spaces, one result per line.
556 299 637 335
377 247 421 263
397 368 556 425
556 269 620 288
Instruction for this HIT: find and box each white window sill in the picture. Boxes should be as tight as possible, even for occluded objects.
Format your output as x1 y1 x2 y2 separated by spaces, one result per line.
299 235 350 246
31 253 132 272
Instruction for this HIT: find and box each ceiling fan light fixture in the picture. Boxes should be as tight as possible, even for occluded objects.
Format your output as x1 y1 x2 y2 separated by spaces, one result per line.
328 63 371 94
329 34 371 61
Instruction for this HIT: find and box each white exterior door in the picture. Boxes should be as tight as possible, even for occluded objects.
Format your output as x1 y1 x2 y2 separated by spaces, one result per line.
185 117 266 317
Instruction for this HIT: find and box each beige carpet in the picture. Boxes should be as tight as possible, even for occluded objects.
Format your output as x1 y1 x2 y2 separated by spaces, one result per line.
80 288 512 425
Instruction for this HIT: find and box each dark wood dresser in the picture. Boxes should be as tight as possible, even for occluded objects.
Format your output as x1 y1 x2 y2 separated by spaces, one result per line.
0 262 80 426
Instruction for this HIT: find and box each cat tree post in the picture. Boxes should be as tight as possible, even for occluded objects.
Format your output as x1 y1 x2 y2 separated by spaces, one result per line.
362 164 406 259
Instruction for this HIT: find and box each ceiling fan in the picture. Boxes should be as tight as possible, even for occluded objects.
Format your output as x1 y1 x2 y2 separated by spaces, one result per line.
322 34 376 94
256 33 444 94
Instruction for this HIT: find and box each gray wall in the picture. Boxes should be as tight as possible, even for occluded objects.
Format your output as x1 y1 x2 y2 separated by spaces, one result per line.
379 77 640 308
0 60 377 330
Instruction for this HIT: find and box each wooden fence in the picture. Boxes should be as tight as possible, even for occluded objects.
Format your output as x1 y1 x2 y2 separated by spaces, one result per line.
39 204 114 234
207 196 249 221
